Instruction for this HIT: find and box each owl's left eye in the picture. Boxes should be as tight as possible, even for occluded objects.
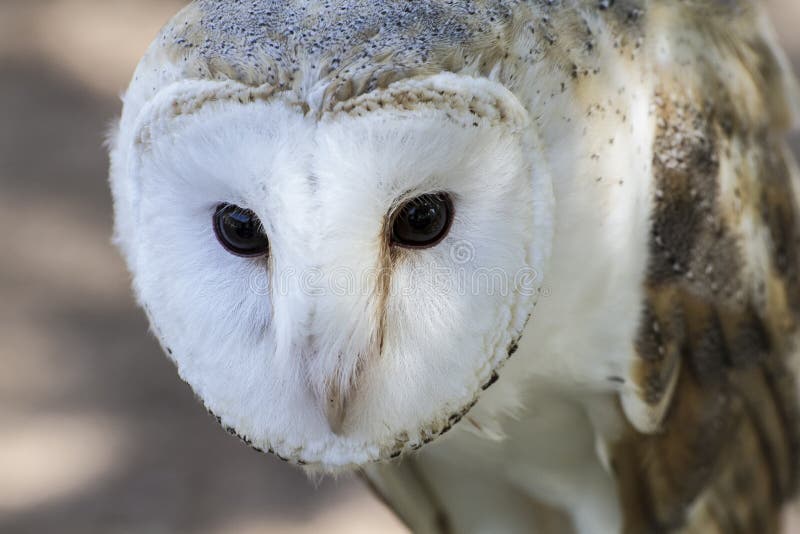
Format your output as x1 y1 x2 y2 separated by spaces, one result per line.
213 204 270 258
390 193 454 249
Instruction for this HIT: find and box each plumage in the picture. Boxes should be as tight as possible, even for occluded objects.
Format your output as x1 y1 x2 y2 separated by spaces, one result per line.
108 0 800 532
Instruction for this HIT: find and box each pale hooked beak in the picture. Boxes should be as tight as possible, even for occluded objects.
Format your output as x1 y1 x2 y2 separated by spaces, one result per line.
320 381 348 435
311 329 382 436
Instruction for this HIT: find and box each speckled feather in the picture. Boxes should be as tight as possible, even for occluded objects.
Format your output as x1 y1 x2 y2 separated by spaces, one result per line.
121 1 800 532
130 0 651 113
612 3 800 533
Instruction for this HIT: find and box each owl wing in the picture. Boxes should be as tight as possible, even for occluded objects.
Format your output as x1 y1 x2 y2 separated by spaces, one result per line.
614 3 800 533
360 460 451 534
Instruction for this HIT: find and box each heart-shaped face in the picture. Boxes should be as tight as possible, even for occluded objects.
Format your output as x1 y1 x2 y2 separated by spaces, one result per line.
111 71 554 471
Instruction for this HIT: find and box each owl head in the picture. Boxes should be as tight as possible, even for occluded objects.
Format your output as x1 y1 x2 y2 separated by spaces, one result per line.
110 55 553 469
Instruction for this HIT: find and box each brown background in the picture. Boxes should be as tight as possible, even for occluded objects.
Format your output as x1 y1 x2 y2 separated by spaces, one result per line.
0 2 798 533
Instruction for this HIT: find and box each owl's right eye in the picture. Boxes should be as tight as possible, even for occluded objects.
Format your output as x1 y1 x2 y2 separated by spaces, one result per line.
213 204 270 258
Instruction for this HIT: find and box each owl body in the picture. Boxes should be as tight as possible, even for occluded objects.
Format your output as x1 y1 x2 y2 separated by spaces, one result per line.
110 1 800 532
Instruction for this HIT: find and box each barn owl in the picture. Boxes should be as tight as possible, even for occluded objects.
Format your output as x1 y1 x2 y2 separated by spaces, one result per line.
108 0 800 532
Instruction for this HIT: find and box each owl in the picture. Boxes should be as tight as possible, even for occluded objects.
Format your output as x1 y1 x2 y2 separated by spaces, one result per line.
108 0 800 532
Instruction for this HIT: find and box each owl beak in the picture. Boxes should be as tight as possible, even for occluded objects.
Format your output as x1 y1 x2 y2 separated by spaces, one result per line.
320 382 348 435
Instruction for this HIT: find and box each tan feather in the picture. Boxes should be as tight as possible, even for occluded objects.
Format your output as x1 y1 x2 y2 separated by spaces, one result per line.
613 2 800 532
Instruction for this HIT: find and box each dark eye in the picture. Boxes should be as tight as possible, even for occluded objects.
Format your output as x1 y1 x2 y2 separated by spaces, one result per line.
391 193 454 249
213 204 270 258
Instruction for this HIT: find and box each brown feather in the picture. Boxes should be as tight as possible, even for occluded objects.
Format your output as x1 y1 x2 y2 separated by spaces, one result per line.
615 3 800 532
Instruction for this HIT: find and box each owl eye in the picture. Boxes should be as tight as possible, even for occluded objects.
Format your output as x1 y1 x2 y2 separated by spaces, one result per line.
213 204 270 258
391 193 454 249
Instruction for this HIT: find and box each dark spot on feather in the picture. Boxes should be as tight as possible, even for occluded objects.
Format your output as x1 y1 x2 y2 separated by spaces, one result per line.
507 340 520 357
482 371 500 391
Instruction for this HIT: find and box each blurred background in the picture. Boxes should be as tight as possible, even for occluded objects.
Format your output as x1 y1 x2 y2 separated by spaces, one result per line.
0 1 798 533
